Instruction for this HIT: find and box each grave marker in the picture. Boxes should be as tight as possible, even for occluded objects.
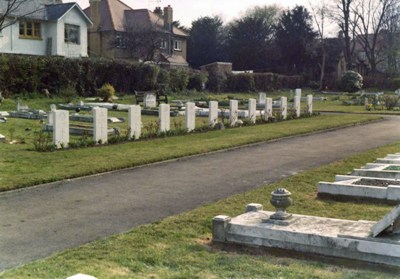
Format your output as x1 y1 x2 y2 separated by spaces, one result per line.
93 107 108 144
295 88 302 98
53 110 69 148
159 104 170 132
144 93 157 108
248 98 256 124
264 97 273 121
280 97 287 120
185 102 196 132
294 96 301 118
371 205 400 237
259 93 266 105
128 105 141 140
229 100 238 127
307 95 313 114
209 101 218 127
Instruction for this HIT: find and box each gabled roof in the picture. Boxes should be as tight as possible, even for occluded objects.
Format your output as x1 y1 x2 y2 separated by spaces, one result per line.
84 0 188 36
46 3 92 24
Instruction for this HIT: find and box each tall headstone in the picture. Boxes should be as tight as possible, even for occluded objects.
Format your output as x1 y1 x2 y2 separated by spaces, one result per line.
185 102 196 132
53 110 69 148
295 88 302 98
264 97 273 121
248 98 256 124
294 96 301 118
144 92 157 108
48 104 57 125
93 107 108 144
280 96 287 120
159 104 170 132
259 93 266 106
209 101 218 127
128 105 141 140
307 94 313 114
229 100 238 127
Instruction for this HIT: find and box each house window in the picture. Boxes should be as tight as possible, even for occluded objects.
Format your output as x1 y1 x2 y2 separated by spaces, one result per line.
174 40 182 51
64 24 80 44
116 33 126 48
19 21 41 39
160 39 167 49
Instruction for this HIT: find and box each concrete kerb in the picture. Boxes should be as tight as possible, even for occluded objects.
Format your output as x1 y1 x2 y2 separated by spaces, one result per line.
0 117 385 196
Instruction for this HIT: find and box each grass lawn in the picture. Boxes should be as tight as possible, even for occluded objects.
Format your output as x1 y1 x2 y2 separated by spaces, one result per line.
2 140 400 278
0 114 380 192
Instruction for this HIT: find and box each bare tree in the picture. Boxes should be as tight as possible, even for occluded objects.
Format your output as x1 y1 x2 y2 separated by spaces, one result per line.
0 0 29 31
328 0 358 70
352 0 398 73
382 0 400 75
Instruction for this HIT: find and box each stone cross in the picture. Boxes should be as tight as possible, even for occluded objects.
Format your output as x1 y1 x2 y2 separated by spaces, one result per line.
280 97 287 120
128 105 141 140
159 104 170 132
264 97 273 121
248 98 256 124
294 96 301 118
53 110 69 149
209 101 218 127
93 107 108 144
229 100 238 127
185 102 196 132
307 95 313 114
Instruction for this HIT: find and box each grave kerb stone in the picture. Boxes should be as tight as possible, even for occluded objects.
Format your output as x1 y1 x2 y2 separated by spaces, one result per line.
371 205 400 237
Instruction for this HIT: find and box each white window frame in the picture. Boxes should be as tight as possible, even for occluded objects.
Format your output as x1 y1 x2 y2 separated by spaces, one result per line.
64 24 80 44
174 40 182 51
160 39 167 49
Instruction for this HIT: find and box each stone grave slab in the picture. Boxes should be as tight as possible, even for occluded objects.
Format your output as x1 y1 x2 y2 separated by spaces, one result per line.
318 175 400 202
352 163 400 179
371 205 400 237
0 111 9 117
213 202 400 266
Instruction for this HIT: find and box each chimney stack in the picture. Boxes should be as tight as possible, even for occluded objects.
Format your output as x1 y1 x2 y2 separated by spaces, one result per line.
89 0 102 31
164 5 173 31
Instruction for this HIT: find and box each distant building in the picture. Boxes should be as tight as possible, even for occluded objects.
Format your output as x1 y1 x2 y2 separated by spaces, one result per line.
0 0 92 57
84 0 188 67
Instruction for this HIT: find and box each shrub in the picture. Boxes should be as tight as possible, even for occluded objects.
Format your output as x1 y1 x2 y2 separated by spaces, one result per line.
98 83 115 102
188 71 208 91
253 73 277 91
226 73 255 92
169 68 189 92
341 71 363 92
206 67 227 92
276 75 304 89
382 94 399 110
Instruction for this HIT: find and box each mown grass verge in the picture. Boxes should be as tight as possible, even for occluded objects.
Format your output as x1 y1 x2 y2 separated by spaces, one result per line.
0 114 380 192
3 137 400 278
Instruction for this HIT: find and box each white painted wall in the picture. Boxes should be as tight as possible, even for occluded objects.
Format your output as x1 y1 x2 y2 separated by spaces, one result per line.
0 6 89 57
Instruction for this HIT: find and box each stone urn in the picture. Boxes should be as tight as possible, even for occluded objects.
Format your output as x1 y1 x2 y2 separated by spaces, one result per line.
270 188 292 220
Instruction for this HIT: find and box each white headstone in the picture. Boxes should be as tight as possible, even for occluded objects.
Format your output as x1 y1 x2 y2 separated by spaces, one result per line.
144 92 157 108
159 104 170 132
259 93 266 105
185 102 196 132
248 98 256 124
280 97 287 120
128 105 141 140
0 133 5 142
229 100 238 127
295 88 302 98
209 101 218 127
294 96 301 118
50 104 57 111
66 274 97 279
93 107 108 144
307 95 313 114
78 100 84 107
264 98 273 121
53 110 69 148
48 104 57 125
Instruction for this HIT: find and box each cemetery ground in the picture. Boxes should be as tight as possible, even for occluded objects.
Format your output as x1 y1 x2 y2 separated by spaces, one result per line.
2 140 400 278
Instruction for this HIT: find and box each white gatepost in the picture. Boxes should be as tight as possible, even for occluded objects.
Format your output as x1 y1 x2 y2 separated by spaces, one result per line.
128 105 141 140
159 104 170 132
209 101 218 127
264 97 273 121
53 109 69 149
294 96 301 118
229 100 238 127
307 95 313 114
185 102 196 132
93 107 108 144
248 98 256 124
280 97 287 120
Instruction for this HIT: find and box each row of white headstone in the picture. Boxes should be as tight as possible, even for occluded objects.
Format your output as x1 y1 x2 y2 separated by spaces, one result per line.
50 95 313 149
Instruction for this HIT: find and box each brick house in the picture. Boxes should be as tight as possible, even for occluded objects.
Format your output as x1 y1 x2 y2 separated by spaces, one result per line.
84 0 188 67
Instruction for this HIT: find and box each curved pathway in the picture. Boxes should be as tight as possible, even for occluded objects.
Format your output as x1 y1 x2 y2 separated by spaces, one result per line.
1 115 400 271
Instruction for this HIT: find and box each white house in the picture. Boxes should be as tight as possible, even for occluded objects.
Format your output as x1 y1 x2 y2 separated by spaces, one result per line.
0 0 92 57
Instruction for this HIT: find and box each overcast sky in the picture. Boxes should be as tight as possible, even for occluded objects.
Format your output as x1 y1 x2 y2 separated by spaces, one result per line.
69 0 313 28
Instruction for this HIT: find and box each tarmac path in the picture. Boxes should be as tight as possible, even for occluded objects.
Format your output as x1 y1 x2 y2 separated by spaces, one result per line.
1 115 400 271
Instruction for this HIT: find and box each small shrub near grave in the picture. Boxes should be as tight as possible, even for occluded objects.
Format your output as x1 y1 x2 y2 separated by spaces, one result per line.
98 83 115 102
382 95 399 110
341 71 363 92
